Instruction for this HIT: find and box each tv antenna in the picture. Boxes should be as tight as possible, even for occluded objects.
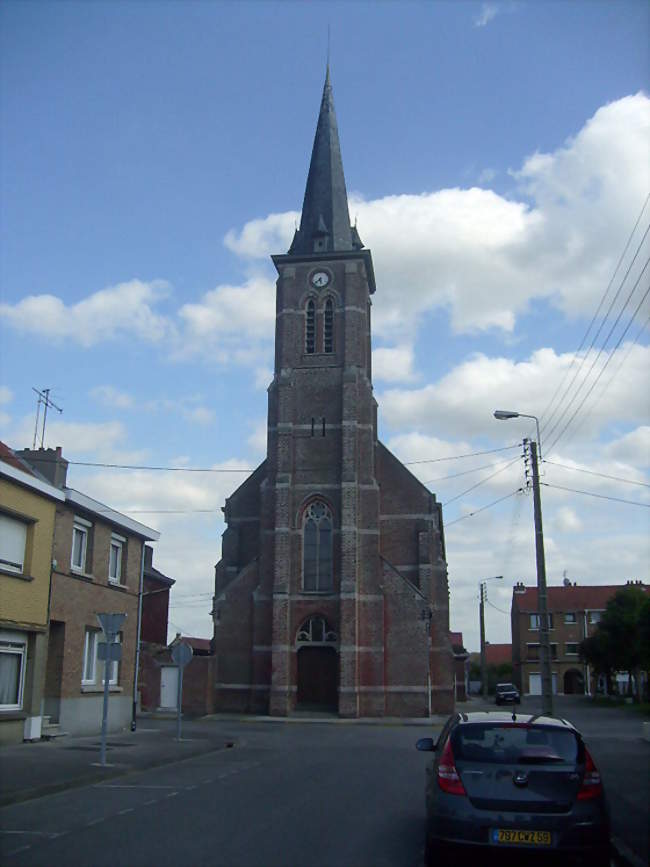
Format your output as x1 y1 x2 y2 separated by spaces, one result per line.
32 388 63 449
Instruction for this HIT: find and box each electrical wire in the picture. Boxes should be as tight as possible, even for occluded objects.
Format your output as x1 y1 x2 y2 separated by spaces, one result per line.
486 598 510 616
543 460 650 488
445 488 524 527
539 193 650 431
442 456 522 507
541 481 650 508
423 460 504 485
404 444 519 466
546 274 650 455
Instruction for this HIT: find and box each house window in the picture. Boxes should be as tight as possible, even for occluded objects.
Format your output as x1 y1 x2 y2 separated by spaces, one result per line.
303 501 333 591
305 299 316 354
104 633 121 685
589 611 602 625
566 643 579 655
564 612 577 624
71 518 92 573
109 534 125 585
323 297 334 353
0 513 27 574
82 629 98 684
0 633 26 710
526 643 540 661
529 613 554 630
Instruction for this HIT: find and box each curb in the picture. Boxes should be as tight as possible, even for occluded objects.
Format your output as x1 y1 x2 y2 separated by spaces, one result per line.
611 836 647 867
200 713 447 726
0 740 235 808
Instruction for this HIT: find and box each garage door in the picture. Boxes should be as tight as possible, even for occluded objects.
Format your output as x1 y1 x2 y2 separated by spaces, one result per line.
528 673 558 695
528 673 541 695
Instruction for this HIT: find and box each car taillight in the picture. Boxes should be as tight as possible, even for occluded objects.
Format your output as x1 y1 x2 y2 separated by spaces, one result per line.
577 748 602 800
437 737 466 796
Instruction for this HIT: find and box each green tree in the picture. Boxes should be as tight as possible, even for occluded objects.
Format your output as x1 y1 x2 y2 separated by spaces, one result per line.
581 585 649 701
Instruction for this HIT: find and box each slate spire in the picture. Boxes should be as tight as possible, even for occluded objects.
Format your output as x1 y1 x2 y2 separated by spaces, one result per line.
289 66 363 256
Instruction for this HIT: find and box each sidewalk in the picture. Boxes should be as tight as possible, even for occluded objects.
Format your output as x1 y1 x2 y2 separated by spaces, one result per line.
0 716 236 807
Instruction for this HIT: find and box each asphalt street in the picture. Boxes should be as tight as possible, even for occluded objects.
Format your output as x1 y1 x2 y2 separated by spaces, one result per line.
0 696 646 867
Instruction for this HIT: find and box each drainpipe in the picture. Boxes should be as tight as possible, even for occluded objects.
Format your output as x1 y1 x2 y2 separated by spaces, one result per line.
131 542 146 731
583 610 591 696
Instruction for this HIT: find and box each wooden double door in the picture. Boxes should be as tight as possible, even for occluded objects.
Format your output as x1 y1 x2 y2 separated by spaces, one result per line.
296 646 338 711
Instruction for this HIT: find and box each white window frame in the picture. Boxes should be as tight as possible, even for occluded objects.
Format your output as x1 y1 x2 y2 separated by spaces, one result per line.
108 533 125 585
529 612 554 630
82 629 98 684
565 643 579 655
589 611 602 625
564 611 577 624
106 633 121 685
0 633 27 710
71 517 92 574
0 513 28 575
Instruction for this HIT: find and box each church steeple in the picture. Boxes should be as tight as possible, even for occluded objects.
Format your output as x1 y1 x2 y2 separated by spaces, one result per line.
288 67 364 256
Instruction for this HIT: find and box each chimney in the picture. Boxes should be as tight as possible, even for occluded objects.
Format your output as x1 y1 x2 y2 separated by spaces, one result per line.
16 446 68 488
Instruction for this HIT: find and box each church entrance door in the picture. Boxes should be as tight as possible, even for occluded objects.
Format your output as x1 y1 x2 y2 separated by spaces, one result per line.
297 646 338 711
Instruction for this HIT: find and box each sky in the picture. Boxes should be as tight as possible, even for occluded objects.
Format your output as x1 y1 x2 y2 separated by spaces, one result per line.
1 0 648 653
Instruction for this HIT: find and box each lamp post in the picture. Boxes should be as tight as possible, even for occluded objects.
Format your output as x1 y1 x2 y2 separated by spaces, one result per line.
479 576 503 699
494 410 553 716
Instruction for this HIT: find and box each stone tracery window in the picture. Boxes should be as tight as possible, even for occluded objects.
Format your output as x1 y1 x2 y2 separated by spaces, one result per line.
296 615 338 645
303 501 333 591
305 298 316 354
323 297 334 353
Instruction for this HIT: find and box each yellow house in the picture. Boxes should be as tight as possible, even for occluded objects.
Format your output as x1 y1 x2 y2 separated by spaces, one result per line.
0 443 65 743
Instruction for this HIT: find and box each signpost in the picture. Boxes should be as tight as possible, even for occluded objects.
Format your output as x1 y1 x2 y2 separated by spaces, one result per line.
171 641 193 741
96 612 126 766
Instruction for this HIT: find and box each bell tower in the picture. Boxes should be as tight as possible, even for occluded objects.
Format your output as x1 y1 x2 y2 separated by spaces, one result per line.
260 67 381 717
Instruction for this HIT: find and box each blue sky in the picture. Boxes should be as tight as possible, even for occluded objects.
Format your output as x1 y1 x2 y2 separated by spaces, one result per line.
1 0 648 650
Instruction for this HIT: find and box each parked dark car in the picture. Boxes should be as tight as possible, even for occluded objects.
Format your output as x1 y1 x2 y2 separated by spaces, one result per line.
495 682 520 705
416 711 610 866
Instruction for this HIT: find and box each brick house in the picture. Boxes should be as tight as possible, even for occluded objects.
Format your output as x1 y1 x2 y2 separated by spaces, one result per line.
0 443 64 743
16 447 159 735
511 580 650 696
137 545 175 713
212 69 454 718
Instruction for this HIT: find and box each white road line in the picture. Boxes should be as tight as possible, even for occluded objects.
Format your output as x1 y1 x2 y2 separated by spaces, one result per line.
143 799 158 806
165 791 179 798
86 818 104 827
117 808 135 815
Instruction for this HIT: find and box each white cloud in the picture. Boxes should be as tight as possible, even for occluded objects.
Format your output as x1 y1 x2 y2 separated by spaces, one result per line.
373 344 418 383
603 426 650 467
0 280 172 347
0 386 13 405
5 417 148 465
91 385 135 409
379 343 650 445
474 3 500 28
182 406 215 426
254 366 273 390
553 506 583 532
224 94 650 342
176 275 276 364
247 419 268 456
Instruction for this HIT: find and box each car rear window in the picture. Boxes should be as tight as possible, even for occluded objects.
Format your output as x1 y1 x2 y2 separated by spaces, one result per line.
451 724 580 765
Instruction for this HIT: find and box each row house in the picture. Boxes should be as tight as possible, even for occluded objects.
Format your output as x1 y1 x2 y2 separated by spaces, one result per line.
511 580 649 696
11 446 160 737
0 444 64 743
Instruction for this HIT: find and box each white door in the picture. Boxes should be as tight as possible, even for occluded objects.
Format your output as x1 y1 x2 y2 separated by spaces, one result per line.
160 666 179 708
528 673 542 695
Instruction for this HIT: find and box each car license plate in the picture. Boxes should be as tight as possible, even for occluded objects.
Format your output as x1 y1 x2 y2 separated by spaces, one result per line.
492 829 551 846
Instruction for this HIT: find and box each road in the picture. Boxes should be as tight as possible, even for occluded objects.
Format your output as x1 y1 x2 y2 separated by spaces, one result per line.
0 698 647 867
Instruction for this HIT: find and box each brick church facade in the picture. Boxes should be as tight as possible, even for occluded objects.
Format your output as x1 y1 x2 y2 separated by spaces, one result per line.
212 69 454 717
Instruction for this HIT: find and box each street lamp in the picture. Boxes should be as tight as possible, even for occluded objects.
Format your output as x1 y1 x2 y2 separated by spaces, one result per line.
479 576 503 700
493 410 542 461
493 409 553 716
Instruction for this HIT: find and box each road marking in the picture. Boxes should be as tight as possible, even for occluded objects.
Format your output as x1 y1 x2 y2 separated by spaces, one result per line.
143 799 158 806
186 784 198 790
165 791 179 798
86 818 104 827
94 784 178 789
117 808 135 815
1 831 59 837
6 845 32 856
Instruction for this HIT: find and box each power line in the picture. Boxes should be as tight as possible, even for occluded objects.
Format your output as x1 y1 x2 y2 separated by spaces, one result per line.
543 460 650 488
539 193 650 431
541 481 650 508
486 598 510 616
423 460 504 485
546 273 650 454
543 248 650 446
445 489 524 527
404 445 519 466
442 456 522 507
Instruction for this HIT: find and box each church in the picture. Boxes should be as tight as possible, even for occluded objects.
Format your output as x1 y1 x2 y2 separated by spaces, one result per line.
212 69 454 717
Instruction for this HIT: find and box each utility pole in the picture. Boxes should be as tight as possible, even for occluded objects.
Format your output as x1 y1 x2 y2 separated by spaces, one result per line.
527 438 554 716
480 583 487 699
479 576 503 700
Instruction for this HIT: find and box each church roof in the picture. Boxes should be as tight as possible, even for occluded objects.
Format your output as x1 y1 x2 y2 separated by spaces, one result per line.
288 67 364 256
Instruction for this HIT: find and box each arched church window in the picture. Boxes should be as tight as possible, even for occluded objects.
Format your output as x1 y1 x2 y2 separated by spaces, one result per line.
305 299 316 354
296 615 338 645
303 501 333 591
323 297 334 353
